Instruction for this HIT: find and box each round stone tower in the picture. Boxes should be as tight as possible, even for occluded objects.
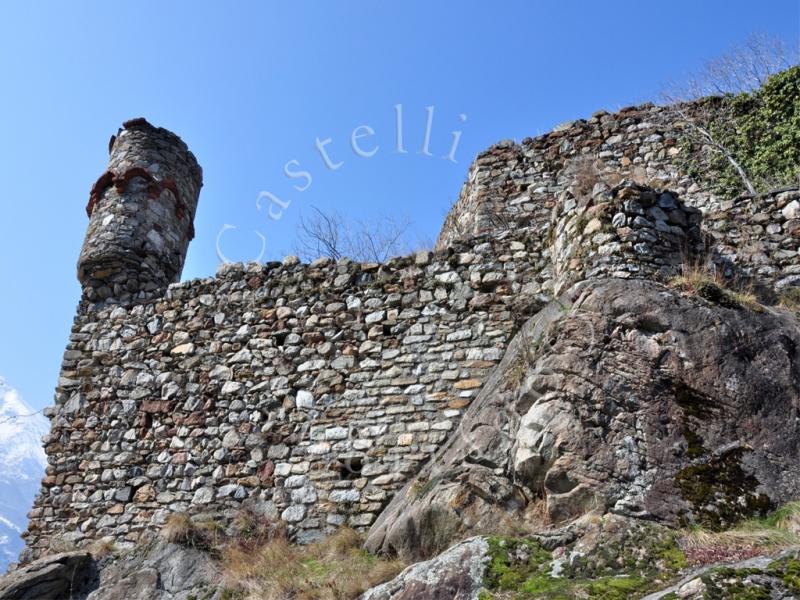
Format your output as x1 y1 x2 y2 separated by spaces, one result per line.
78 118 202 303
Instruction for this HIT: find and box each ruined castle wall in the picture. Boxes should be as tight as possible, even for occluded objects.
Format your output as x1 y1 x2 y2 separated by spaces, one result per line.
436 103 715 251
78 119 202 303
702 188 800 290
25 107 800 562
437 104 800 292
550 183 704 296
24 230 552 557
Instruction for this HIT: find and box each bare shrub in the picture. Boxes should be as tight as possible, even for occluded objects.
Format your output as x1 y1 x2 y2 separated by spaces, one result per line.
564 155 602 198
661 33 799 195
667 33 797 99
294 206 412 263
229 505 288 551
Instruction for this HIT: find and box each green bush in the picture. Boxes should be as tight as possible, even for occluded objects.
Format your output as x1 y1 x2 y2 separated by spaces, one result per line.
684 65 800 196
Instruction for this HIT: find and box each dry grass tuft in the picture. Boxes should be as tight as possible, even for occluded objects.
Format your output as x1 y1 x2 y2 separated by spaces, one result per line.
670 261 725 293
161 512 223 551
88 537 117 559
779 287 800 311
669 261 763 312
681 502 800 565
221 527 405 600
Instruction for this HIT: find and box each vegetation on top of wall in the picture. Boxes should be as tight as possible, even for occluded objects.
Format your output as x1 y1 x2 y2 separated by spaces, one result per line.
682 65 800 197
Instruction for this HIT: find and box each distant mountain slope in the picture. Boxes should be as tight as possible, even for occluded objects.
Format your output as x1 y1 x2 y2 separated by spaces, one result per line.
0 379 48 572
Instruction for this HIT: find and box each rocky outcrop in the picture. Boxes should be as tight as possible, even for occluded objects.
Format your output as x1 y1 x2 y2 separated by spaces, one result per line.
361 537 489 600
0 552 93 600
0 541 218 600
84 540 219 600
362 513 800 599
367 278 800 559
642 549 800 599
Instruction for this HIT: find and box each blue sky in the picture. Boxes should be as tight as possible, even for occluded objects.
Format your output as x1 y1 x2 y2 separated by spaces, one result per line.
0 1 797 411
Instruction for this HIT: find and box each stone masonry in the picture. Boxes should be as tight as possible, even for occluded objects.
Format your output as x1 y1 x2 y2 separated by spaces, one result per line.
78 118 202 303
22 107 800 561
436 102 800 291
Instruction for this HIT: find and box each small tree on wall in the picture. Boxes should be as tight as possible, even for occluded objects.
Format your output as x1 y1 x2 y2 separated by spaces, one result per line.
294 206 413 263
662 33 800 196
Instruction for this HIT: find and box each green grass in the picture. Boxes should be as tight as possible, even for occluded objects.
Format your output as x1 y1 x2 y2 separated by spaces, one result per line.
683 502 800 561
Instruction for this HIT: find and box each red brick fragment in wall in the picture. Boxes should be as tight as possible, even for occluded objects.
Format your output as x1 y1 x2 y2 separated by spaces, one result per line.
86 170 114 217
258 460 275 481
140 400 172 413
84 168 193 240
183 411 205 426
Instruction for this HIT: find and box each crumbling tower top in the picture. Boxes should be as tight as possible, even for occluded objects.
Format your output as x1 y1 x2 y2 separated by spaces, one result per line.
77 118 202 304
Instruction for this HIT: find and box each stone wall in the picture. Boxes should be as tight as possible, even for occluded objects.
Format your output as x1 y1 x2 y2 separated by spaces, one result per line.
24 230 554 557
702 188 800 292
437 101 800 293
550 182 704 295
78 118 202 303
23 106 800 561
436 103 708 250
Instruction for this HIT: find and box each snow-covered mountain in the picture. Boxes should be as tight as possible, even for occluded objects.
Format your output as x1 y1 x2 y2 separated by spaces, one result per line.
0 378 49 572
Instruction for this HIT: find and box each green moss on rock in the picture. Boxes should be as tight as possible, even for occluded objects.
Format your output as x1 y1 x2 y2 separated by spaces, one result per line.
484 537 552 591
701 566 774 599
769 557 800 595
481 525 687 599
674 447 772 529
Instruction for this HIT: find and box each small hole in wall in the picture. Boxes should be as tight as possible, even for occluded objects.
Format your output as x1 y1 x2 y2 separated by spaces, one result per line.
139 412 153 435
382 324 392 336
339 456 363 480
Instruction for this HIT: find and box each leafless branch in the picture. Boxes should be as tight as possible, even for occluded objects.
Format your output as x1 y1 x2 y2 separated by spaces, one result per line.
294 206 413 263
664 33 797 101
660 33 797 195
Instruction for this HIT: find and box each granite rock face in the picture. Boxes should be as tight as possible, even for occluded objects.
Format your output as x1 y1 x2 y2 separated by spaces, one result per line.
366 278 800 559
361 516 800 600
84 540 219 600
0 551 93 600
360 537 490 600
0 541 218 600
